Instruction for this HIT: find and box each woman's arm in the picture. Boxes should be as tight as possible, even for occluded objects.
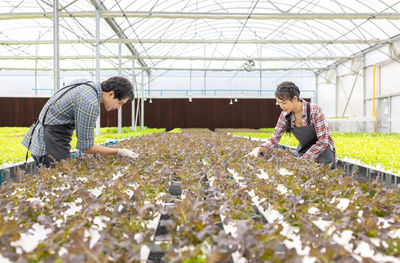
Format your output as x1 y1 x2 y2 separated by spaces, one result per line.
259 111 288 154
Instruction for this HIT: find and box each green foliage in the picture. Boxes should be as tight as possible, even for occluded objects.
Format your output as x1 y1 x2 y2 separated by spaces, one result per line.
232 130 400 174
0 127 164 165
258 128 275 132
168 128 182 133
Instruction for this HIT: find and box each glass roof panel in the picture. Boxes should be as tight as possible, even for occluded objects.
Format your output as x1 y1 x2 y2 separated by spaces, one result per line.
0 0 399 72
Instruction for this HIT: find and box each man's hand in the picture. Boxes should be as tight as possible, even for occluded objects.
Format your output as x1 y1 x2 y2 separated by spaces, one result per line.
117 148 139 158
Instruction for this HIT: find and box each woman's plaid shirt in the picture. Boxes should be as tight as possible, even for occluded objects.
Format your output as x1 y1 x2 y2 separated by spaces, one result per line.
261 101 336 161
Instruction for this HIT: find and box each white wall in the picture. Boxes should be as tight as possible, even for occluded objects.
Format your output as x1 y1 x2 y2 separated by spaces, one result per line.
0 69 316 100
336 60 364 117
319 51 400 133
391 96 400 133
316 74 336 117
381 62 400 96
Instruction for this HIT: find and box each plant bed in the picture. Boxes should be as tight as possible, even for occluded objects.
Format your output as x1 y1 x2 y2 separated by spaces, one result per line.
1 132 400 262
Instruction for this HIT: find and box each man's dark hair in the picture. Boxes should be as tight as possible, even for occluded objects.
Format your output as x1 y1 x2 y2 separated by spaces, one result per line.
101 76 134 100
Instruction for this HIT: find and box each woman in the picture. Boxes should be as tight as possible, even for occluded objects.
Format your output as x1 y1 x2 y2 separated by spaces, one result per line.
258 81 336 165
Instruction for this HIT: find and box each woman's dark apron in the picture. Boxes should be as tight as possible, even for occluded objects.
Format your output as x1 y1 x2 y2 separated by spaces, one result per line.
26 81 97 167
290 102 335 164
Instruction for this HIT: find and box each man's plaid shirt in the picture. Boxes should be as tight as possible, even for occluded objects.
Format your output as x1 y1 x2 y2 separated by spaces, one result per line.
22 81 101 157
261 101 336 161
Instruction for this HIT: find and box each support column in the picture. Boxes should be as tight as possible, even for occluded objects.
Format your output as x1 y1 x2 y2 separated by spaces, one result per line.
95 4 101 135
132 59 136 131
335 68 339 117
315 72 319 104
118 39 122 134
147 72 151 99
141 71 144 130
362 55 366 117
203 71 207 96
53 0 60 92
259 47 262 96
35 32 40 96
203 44 207 96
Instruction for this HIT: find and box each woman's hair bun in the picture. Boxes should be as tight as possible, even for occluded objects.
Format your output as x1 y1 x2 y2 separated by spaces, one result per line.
275 81 300 100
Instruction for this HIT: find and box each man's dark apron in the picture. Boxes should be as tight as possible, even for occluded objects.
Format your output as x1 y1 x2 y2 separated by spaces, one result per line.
289 102 335 164
26 81 97 167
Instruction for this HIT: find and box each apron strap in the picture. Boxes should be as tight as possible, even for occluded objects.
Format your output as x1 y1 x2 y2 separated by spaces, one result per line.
25 81 97 165
41 81 97 126
306 101 311 126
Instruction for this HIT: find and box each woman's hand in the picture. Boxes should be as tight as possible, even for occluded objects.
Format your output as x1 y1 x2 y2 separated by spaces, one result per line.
258 146 267 156
246 146 268 157
247 147 260 157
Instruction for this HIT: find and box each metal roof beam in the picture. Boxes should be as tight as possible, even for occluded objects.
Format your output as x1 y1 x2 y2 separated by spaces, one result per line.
0 67 322 72
0 39 391 45
2 12 400 20
88 0 150 75
318 33 400 73
0 55 346 61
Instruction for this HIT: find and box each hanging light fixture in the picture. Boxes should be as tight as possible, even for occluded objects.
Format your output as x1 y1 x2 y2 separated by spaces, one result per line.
230 99 233 105
143 97 147 101
149 98 152 103
234 98 238 102
189 97 192 102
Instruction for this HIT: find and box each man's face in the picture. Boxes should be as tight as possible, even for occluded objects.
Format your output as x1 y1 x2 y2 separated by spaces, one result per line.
103 91 128 111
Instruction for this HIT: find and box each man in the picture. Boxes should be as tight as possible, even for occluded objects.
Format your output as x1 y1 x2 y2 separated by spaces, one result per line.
22 76 138 167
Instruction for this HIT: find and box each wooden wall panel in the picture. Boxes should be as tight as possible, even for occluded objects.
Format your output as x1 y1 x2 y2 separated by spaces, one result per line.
141 98 282 130
0 98 289 130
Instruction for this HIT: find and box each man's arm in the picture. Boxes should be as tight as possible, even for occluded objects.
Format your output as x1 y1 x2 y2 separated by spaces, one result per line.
74 97 138 158
82 144 119 155
83 144 139 158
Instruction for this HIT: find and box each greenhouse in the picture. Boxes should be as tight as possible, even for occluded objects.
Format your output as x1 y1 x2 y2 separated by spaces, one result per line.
1 0 400 262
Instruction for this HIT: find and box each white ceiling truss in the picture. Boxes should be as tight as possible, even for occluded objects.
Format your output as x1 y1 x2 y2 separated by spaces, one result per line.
1 0 400 74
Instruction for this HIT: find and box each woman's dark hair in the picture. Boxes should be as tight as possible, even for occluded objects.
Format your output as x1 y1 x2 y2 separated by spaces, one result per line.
275 81 301 133
275 81 300 101
101 76 134 100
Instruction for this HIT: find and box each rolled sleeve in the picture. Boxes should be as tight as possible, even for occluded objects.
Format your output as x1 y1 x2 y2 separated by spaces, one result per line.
74 101 99 151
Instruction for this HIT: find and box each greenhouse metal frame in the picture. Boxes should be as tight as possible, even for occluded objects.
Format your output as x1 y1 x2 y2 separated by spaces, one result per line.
1 0 400 133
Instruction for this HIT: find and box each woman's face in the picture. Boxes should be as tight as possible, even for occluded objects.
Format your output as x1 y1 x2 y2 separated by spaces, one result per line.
276 97 298 113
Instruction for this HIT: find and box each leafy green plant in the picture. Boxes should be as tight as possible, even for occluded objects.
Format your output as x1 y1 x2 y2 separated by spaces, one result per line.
232 129 400 174
0 127 164 165
1 131 400 262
